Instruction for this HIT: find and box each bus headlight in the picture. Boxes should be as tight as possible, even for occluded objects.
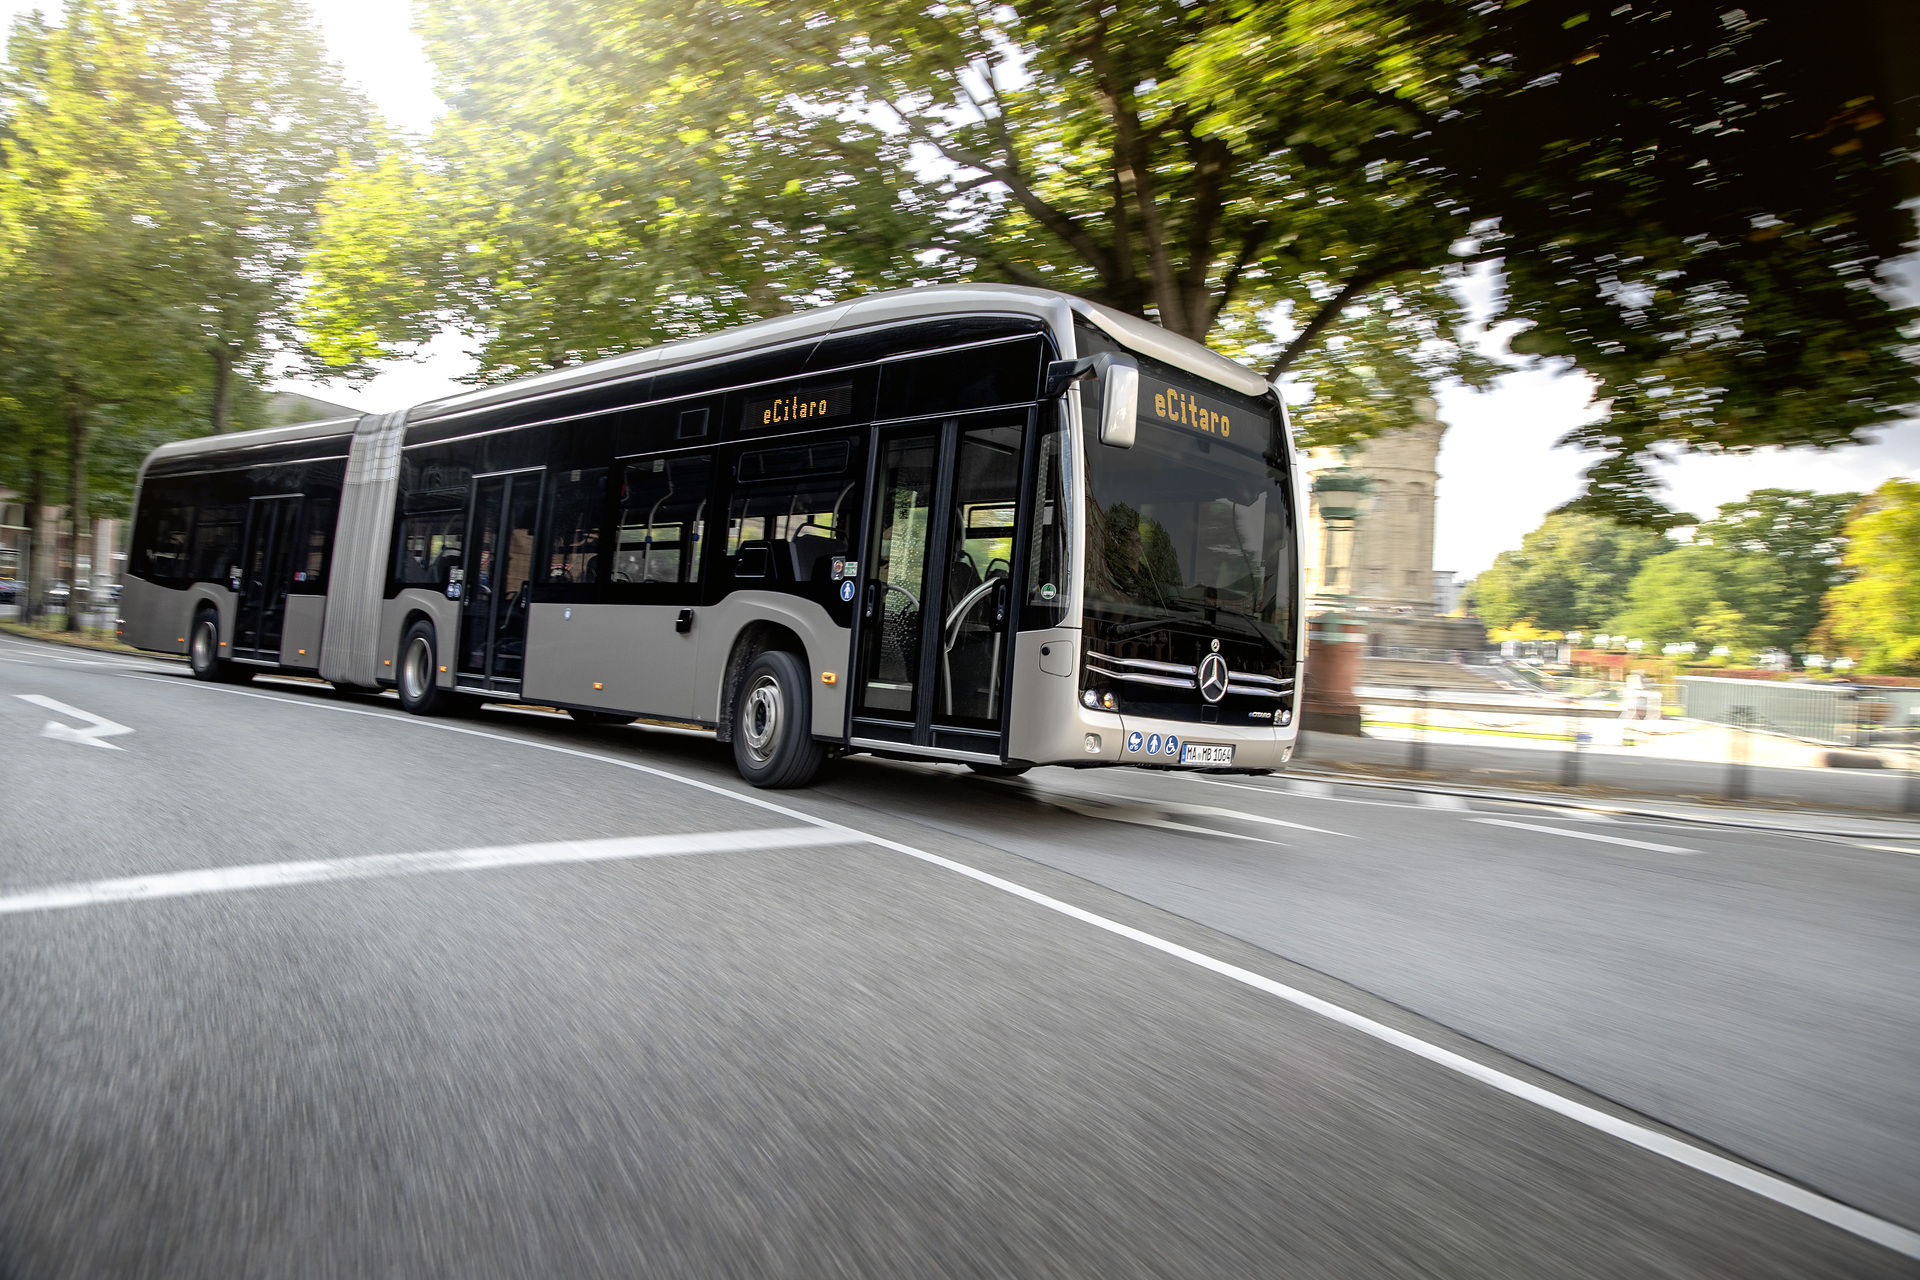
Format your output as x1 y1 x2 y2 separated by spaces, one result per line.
1083 733 1102 753
1082 689 1118 711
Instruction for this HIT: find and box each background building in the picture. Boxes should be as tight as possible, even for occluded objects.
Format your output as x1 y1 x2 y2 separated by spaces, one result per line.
1301 398 1488 657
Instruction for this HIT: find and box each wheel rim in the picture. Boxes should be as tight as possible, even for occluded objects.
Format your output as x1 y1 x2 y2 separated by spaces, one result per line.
401 635 432 703
741 673 783 764
191 620 214 670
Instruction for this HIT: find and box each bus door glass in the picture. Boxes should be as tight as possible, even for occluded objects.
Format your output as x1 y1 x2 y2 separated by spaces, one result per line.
459 470 541 689
854 430 938 725
935 423 1023 729
853 417 1024 747
232 494 302 658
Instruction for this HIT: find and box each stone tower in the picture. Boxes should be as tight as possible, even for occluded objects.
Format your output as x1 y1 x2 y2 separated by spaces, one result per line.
1303 398 1444 613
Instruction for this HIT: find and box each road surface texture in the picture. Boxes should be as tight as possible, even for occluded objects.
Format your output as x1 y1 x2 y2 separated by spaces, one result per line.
2 632 1915 1278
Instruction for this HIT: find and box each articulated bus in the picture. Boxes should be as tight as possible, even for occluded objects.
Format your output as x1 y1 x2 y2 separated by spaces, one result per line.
122 285 1305 787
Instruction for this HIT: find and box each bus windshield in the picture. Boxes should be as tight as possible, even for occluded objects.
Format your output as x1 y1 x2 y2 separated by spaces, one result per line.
1083 381 1294 646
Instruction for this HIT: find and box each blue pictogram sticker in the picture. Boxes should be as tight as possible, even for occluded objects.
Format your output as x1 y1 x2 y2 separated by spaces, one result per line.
1166 734 1180 757
838 579 857 602
1126 731 1143 753
1146 733 1162 755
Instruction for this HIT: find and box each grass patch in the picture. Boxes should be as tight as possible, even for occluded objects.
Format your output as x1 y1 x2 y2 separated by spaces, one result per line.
0 620 143 655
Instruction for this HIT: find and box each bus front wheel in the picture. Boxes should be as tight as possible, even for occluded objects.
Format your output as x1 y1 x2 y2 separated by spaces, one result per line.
732 650 823 789
398 621 459 716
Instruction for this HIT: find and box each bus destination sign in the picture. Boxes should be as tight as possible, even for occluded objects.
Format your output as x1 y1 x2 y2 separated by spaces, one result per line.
743 382 854 432
1142 376 1240 441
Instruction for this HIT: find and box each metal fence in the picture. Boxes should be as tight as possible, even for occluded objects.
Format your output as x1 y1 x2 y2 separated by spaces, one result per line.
1680 676 1866 746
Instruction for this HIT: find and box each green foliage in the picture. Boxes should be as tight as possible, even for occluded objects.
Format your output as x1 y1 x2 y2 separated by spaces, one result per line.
1466 513 1672 632
1606 488 1858 652
1822 480 1920 674
0 0 364 563
303 0 1916 517
0 2 202 505
1607 548 1757 652
135 0 371 430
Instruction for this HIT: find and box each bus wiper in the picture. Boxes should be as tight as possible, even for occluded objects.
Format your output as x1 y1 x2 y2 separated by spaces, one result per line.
1107 608 1208 639
1106 604 1274 643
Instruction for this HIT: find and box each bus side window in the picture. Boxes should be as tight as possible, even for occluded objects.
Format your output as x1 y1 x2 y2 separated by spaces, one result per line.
393 510 464 588
187 502 245 585
132 480 195 586
615 454 711 587
544 466 607 587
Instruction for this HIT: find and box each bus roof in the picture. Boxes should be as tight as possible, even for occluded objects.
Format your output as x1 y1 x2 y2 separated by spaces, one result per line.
141 415 359 468
408 284 1271 422
143 284 1270 466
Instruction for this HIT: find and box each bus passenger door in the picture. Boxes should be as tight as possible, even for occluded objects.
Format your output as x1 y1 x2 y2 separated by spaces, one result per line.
851 417 1024 758
232 494 302 660
459 470 541 692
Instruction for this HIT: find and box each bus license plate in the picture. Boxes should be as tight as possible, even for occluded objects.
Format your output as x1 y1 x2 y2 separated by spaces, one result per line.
1181 743 1234 766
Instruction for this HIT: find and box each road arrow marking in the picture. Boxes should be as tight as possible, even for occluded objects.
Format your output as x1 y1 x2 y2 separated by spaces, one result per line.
16 694 134 750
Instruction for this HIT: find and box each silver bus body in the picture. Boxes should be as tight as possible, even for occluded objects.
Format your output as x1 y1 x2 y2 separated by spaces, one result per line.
120 285 1305 780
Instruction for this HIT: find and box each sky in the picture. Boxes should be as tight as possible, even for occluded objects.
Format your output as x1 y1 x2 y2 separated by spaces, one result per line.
6 0 1917 577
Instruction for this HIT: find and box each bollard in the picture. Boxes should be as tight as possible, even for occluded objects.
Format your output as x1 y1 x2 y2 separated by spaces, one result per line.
1726 705 1754 801
1408 686 1429 773
1561 712 1584 787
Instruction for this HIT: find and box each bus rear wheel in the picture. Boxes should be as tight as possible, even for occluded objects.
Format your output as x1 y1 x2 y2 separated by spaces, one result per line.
398 621 459 716
187 609 247 683
732 650 822 788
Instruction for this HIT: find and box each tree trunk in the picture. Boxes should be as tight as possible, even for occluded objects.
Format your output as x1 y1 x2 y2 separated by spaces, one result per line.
26 465 49 623
65 401 90 633
211 346 233 434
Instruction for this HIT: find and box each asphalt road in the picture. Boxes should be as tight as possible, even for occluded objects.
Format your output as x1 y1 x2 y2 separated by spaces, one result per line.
2 632 1915 1278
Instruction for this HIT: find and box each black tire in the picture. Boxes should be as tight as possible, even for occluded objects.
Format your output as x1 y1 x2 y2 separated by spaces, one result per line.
569 708 638 727
731 649 823 788
188 609 229 682
967 762 1031 778
397 620 458 715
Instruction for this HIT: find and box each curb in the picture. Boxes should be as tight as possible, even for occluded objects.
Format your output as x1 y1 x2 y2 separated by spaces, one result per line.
1278 766 1920 842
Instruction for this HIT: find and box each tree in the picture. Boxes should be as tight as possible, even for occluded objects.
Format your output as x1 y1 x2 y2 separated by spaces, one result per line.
1605 488 1858 653
1606 548 1760 652
1466 513 1672 632
304 0 1917 515
0 2 201 627
135 0 370 432
1821 480 1920 674
1689 489 1858 652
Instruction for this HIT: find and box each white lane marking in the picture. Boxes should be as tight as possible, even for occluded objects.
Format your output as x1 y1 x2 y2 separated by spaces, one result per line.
117 672 1920 1258
1063 790 1352 839
1187 774 1430 812
0 827 853 915
16 693 134 750
1470 817 1696 855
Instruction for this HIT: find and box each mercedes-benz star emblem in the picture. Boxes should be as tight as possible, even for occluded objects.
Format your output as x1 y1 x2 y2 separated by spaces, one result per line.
1197 652 1230 703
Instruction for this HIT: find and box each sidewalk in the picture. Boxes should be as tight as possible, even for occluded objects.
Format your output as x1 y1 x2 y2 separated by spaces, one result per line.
1290 729 1920 829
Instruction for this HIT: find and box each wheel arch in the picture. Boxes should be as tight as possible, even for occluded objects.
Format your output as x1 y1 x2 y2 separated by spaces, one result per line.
715 621 808 744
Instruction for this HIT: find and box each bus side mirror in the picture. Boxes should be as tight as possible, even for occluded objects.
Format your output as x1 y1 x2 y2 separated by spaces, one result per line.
1045 352 1138 449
